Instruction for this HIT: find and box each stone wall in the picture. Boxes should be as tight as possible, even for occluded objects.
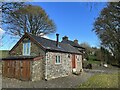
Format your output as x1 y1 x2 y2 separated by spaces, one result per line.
31 56 45 81
10 37 45 56
75 54 83 72
45 52 82 80
10 41 23 56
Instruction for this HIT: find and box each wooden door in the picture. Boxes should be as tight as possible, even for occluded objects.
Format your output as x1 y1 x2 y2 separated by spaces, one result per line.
15 61 21 79
8 61 11 77
3 61 9 77
3 60 31 81
11 61 15 78
7 61 15 78
72 54 76 68
20 60 30 80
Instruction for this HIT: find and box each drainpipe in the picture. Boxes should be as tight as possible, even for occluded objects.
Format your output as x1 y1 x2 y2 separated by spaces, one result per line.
45 52 47 80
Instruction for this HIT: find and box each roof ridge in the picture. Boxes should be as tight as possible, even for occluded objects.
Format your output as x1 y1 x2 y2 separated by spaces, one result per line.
28 33 69 45
28 33 57 42
26 33 81 54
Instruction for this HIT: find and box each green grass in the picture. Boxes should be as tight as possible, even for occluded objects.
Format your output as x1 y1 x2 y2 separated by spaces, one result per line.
86 55 101 65
87 60 101 65
79 73 119 88
88 55 97 61
0 50 9 58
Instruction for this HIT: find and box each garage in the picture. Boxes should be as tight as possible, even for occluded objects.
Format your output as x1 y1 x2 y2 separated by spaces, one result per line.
2 57 33 81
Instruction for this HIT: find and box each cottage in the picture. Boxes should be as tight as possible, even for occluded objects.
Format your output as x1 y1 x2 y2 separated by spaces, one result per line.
2 33 83 81
61 36 86 66
61 36 85 53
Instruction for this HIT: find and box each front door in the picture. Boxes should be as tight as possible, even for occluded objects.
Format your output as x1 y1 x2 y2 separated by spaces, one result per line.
72 54 76 68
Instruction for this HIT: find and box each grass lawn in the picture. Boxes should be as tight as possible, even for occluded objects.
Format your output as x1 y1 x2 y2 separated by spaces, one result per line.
79 72 119 88
87 60 101 65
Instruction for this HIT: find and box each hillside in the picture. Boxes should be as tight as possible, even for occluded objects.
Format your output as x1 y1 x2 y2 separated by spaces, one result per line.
0 50 9 58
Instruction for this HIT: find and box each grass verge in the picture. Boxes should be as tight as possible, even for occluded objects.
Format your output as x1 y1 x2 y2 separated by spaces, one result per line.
79 72 119 88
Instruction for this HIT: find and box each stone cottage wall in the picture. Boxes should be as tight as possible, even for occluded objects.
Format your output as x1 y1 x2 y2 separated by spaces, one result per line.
45 52 73 80
45 52 83 80
75 55 82 72
10 37 45 56
31 52 82 81
31 56 46 81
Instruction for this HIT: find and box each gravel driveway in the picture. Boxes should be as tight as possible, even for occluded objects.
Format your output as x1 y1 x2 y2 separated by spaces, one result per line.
2 66 119 88
2 72 94 88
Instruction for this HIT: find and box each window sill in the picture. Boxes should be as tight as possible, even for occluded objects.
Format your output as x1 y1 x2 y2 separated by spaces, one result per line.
23 55 30 56
55 63 61 65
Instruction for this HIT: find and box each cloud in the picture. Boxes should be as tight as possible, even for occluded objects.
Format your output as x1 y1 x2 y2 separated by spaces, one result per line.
0 28 5 46
41 35 50 39
39 33 50 39
0 28 5 36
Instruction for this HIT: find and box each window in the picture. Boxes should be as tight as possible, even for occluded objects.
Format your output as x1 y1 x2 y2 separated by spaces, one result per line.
55 56 61 64
23 41 31 55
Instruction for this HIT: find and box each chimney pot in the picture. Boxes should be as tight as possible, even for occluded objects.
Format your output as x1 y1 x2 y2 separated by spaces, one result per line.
74 39 78 44
62 36 68 41
56 34 59 47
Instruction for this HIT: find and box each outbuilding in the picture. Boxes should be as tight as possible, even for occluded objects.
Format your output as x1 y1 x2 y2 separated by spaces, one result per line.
2 33 83 81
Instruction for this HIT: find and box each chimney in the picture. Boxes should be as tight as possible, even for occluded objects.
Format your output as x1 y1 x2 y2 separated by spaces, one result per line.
74 39 78 44
56 34 59 47
62 36 68 41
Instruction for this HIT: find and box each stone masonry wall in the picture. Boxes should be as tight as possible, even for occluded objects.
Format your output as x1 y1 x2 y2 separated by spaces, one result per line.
75 54 83 72
31 56 46 81
46 52 83 80
10 37 45 56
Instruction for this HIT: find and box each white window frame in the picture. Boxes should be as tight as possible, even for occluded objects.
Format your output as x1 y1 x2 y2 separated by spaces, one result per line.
55 55 61 64
23 41 31 56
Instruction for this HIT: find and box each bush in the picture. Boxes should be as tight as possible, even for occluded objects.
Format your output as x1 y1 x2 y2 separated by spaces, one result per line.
86 64 92 69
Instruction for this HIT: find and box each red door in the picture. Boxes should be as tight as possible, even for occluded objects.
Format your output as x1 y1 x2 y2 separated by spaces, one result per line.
72 54 76 68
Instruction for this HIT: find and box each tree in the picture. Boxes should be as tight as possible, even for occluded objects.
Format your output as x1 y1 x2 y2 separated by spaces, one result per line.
80 42 91 60
2 3 56 37
100 47 109 63
1 2 25 14
93 2 120 65
1 2 26 26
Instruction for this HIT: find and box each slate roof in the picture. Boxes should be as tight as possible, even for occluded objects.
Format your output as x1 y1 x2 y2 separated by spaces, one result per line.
28 33 81 54
61 40 85 49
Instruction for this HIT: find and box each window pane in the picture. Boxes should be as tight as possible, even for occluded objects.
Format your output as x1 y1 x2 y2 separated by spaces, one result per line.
55 56 60 64
27 43 29 54
23 42 31 55
25 43 27 54
58 56 60 63
23 43 26 55
56 56 58 63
